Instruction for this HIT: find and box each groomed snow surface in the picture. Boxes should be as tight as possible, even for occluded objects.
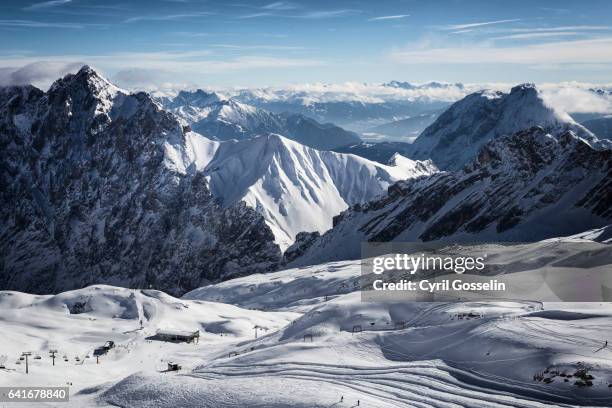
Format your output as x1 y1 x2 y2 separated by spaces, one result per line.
1 258 611 407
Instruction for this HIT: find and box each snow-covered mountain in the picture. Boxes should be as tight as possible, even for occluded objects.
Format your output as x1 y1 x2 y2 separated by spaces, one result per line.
0 66 438 295
161 90 361 150
164 89 224 109
164 132 437 250
409 84 603 170
0 66 281 296
289 126 612 266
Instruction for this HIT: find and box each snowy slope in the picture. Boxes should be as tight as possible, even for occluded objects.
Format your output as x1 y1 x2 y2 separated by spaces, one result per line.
409 84 604 170
2 237 611 407
290 127 612 266
0 285 297 405
164 133 437 249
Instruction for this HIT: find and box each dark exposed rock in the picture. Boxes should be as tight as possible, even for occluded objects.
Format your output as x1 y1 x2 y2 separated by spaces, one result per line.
0 66 281 296
282 231 321 264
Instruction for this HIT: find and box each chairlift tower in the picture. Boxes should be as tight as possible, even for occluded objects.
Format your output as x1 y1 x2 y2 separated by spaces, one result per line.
49 349 58 366
21 352 32 374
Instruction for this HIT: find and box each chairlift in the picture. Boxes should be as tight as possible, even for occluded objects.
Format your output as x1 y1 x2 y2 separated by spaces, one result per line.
34 355 42 360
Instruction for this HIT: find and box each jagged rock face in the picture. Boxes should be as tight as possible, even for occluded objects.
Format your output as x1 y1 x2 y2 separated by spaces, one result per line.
290 127 612 267
282 231 320 264
409 84 599 170
0 66 280 296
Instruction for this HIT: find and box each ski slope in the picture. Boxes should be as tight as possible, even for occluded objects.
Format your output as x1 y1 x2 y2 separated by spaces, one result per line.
1 243 612 407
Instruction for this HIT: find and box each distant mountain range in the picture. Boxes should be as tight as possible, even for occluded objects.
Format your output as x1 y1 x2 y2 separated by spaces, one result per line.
230 83 458 135
159 90 361 151
364 111 441 141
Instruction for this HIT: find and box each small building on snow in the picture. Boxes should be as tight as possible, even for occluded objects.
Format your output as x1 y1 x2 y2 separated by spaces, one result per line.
152 329 200 343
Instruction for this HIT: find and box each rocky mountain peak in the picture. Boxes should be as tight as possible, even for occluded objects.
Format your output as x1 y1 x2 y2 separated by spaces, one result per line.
50 65 118 96
0 70 281 296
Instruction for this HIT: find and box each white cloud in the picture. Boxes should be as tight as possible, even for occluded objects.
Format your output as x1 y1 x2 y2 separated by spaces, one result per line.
539 83 612 113
508 25 612 33
0 61 82 87
125 12 213 23
369 15 410 22
208 44 306 51
388 37 612 65
298 9 358 19
493 32 579 40
0 53 325 89
444 19 521 30
238 9 358 19
0 19 89 29
230 81 493 105
263 2 299 11
23 0 72 11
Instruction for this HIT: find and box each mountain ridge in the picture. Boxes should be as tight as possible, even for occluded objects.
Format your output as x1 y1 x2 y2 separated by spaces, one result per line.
289 126 612 267
164 132 437 249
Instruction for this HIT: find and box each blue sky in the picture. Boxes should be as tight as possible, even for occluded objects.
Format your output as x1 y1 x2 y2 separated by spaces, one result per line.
1 0 612 88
